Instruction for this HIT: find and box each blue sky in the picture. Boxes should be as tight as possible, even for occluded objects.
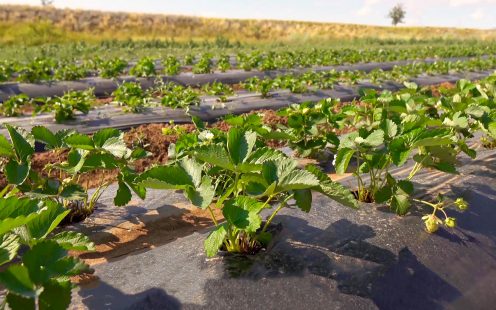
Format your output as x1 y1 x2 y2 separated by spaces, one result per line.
2 0 495 29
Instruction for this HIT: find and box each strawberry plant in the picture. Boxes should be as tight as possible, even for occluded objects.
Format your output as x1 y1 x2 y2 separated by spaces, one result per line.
162 55 181 76
37 89 94 122
53 63 88 81
97 58 128 78
161 84 200 109
217 54 231 72
0 125 147 222
242 77 274 98
192 54 213 74
112 82 151 113
0 94 31 117
202 81 234 102
139 127 357 257
0 196 95 310
276 100 340 158
130 57 156 77
16 58 55 83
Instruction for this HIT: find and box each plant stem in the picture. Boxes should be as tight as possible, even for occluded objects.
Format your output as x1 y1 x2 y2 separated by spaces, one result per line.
207 205 219 226
261 194 293 233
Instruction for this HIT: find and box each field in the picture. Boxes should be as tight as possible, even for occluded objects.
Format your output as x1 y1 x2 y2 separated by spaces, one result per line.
0 4 496 309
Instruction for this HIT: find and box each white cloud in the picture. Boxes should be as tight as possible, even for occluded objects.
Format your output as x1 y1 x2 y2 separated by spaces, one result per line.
470 8 486 20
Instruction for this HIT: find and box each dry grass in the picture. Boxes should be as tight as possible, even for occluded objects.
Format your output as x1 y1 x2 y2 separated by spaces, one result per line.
1 4 496 45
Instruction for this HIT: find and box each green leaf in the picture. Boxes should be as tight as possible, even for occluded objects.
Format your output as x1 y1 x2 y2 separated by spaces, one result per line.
305 165 358 209
5 124 34 162
382 120 398 138
31 126 60 149
335 148 355 174
0 265 36 297
23 240 88 285
184 176 214 209
101 136 128 158
60 184 87 201
193 144 234 171
227 129 257 165
0 234 20 266
25 202 70 240
364 129 384 147
278 169 320 191
223 198 261 233
114 180 132 207
52 231 95 251
390 194 410 215
0 135 15 158
6 293 35 310
374 186 392 203
0 197 43 236
5 160 30 185
39 280 73 310
138 165 195 189
204 224 227 257
92 128 120 148
488 122 496 139
294 189 312 212
396 180 414 195
64 133 94 150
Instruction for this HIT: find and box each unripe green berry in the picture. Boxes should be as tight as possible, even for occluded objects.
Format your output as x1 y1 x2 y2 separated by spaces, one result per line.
454 198 468 211
424 215 439 233
445 217 456 228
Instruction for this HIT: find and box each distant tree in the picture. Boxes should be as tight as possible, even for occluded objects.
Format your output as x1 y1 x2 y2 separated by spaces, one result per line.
41 0 53 6
388 4 406 26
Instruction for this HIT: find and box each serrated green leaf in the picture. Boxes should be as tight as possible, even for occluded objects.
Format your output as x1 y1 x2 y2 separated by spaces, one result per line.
60 184 87 201
92 128 120 148
0 134 15 158
335 148 355 174
64 133 94 150
5 160 30 185
114 180 132 207
31 126 60 149
382 120 398 138
52 231 95 251
374 186 392 203
193 144 234 171
0 265 36 297
223 197 261 233
23 240 88 285
101 136 128 158
25 202 70 240
364 129 384 147
6 293 35 310
39 280 72 310
227 129 256 165
396 180 414 195
184 176 214 209
294 189 312 212
138 165 195 189
5 124 34 162
204 224 227 257
390 194 410 215
0 234 20 266
305 165 358 209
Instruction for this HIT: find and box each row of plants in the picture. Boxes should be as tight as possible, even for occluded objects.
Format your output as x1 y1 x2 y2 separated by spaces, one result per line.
3 57 496 121
2 43 496 82
0 74 495 308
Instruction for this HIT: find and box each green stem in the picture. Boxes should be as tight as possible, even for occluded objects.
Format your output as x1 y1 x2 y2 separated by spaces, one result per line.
0 184 11 198
207 205 219 226
262 194 293 233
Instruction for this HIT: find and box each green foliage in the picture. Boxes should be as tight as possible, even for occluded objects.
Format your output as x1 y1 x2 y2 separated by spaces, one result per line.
37 89 94 123
112 82 151 113
140 127 356 257
130 57 156 77
0 196 94 310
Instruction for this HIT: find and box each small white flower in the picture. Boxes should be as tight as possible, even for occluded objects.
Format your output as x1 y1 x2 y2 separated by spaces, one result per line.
204 131 214 140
